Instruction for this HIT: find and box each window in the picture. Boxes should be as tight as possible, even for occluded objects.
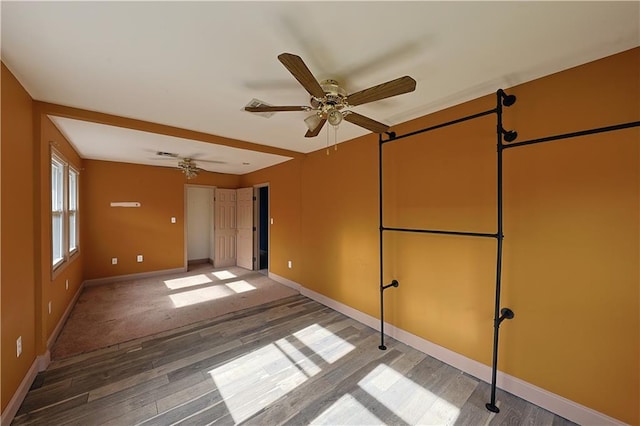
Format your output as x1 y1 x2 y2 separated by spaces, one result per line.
51 156 64 266
68 168 78 252
51 149 79 270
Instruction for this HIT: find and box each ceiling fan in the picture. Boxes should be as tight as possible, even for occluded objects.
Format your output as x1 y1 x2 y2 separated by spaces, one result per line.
154 151 226 179
245 53 417 137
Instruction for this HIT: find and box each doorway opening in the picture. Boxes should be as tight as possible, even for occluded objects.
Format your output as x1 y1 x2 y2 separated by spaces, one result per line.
185 185 214 269
185 184 268 273
256 185 269 272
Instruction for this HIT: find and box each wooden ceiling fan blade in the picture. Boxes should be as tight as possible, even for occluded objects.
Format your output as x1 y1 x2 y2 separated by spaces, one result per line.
347 76 416 106
344 112 389 133
245 106 309 112
305 119 327 138
278 53 325 99
195 159 227 164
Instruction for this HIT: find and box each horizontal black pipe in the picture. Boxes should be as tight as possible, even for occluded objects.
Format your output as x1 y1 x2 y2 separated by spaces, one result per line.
503 121 640 150
382 280 399 290
382 226 497 239
381 108 497 144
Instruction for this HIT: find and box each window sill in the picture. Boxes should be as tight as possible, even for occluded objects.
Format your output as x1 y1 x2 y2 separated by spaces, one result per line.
51 249 80 281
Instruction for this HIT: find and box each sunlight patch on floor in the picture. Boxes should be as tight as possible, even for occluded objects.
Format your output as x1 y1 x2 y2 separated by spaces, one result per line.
209 323 353 423
274 338 322 377
164 274 212 290
169 280 258 308
311 394 383 425
225 280 256 293
209 343 308 423
212 270 237 280
169 284 234 307
293 323 355 364
358 363 460 425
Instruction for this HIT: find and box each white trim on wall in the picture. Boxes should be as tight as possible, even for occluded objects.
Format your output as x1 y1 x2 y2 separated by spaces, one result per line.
0 353 48 425
83 267 186 287
47 280 86 349
268 272 626 426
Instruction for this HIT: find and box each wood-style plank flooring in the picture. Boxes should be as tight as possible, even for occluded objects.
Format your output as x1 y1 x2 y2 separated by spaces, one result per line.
13 295 576 425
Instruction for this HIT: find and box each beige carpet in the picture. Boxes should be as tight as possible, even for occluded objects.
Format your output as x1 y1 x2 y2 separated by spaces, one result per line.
51 264 298 359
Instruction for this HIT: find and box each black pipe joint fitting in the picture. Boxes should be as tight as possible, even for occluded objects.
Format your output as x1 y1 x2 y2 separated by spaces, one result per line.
498 89 517 107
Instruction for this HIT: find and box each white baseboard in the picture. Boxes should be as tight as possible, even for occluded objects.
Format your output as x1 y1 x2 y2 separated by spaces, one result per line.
268 273 626 426
38 350 51 372
268 272 302 292
47 281 86 350
0 280 81 424
0 352 50 425
83 267 187 287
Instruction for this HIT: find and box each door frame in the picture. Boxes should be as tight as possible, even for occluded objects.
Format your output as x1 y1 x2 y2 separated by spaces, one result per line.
183 184 215 270
236 187 254 270
253 183 270 271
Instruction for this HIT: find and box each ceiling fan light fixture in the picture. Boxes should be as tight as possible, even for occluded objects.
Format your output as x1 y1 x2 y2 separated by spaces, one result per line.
327 108 343 127
304 113 322 131
178 158 198 179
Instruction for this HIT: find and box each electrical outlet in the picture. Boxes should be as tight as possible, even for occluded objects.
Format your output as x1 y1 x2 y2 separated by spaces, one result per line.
65 279 69 290
288 260 292 269
112 257 118 265
48 301 52 314
17 336 22 357
137 255 143 262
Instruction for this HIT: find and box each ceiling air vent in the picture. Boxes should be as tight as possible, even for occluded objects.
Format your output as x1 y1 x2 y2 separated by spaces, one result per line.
245 98 275 118
156 151 178 158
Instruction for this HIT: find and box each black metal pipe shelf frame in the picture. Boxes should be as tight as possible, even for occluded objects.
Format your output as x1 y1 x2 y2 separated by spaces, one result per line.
376 88 639 414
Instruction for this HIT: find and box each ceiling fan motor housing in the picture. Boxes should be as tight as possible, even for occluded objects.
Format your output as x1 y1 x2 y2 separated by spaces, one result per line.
311 79 348 110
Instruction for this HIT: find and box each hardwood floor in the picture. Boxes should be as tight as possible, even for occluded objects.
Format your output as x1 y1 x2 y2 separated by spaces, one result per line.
13 295 575 425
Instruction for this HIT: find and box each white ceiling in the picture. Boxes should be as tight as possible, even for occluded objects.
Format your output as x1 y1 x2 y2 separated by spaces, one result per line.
2 1 639 174
48 116 292 174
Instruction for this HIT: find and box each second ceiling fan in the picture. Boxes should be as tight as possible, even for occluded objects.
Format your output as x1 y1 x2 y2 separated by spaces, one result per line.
246 53 417 138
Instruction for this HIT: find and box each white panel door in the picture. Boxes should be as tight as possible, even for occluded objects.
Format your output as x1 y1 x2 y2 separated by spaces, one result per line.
214 188 237 268
236 187 254 270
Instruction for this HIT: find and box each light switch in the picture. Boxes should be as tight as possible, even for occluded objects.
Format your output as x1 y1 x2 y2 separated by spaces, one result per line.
171 217 176 223
137 255 143 262
270 218 274 225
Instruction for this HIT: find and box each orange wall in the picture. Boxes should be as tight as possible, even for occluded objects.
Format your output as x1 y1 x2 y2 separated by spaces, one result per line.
501 49 638 422
82 160 240 279
241 48 639 424
240 158 303 282
1 64 36 412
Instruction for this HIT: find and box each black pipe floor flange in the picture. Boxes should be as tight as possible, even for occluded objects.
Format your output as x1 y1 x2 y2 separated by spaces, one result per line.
485 403 500 413
501 307 515 320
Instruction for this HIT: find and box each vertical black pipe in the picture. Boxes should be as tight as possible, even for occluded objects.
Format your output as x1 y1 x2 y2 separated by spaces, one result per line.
378 133 387 350
486 90 505 413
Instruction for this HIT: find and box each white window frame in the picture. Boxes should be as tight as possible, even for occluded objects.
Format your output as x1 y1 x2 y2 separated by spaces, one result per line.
51 148 79 273
52 154 65 268
68 166 79 254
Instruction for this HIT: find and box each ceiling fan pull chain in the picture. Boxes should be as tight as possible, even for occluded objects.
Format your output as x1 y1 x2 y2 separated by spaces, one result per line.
326 125 330 155
334 124 339 151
